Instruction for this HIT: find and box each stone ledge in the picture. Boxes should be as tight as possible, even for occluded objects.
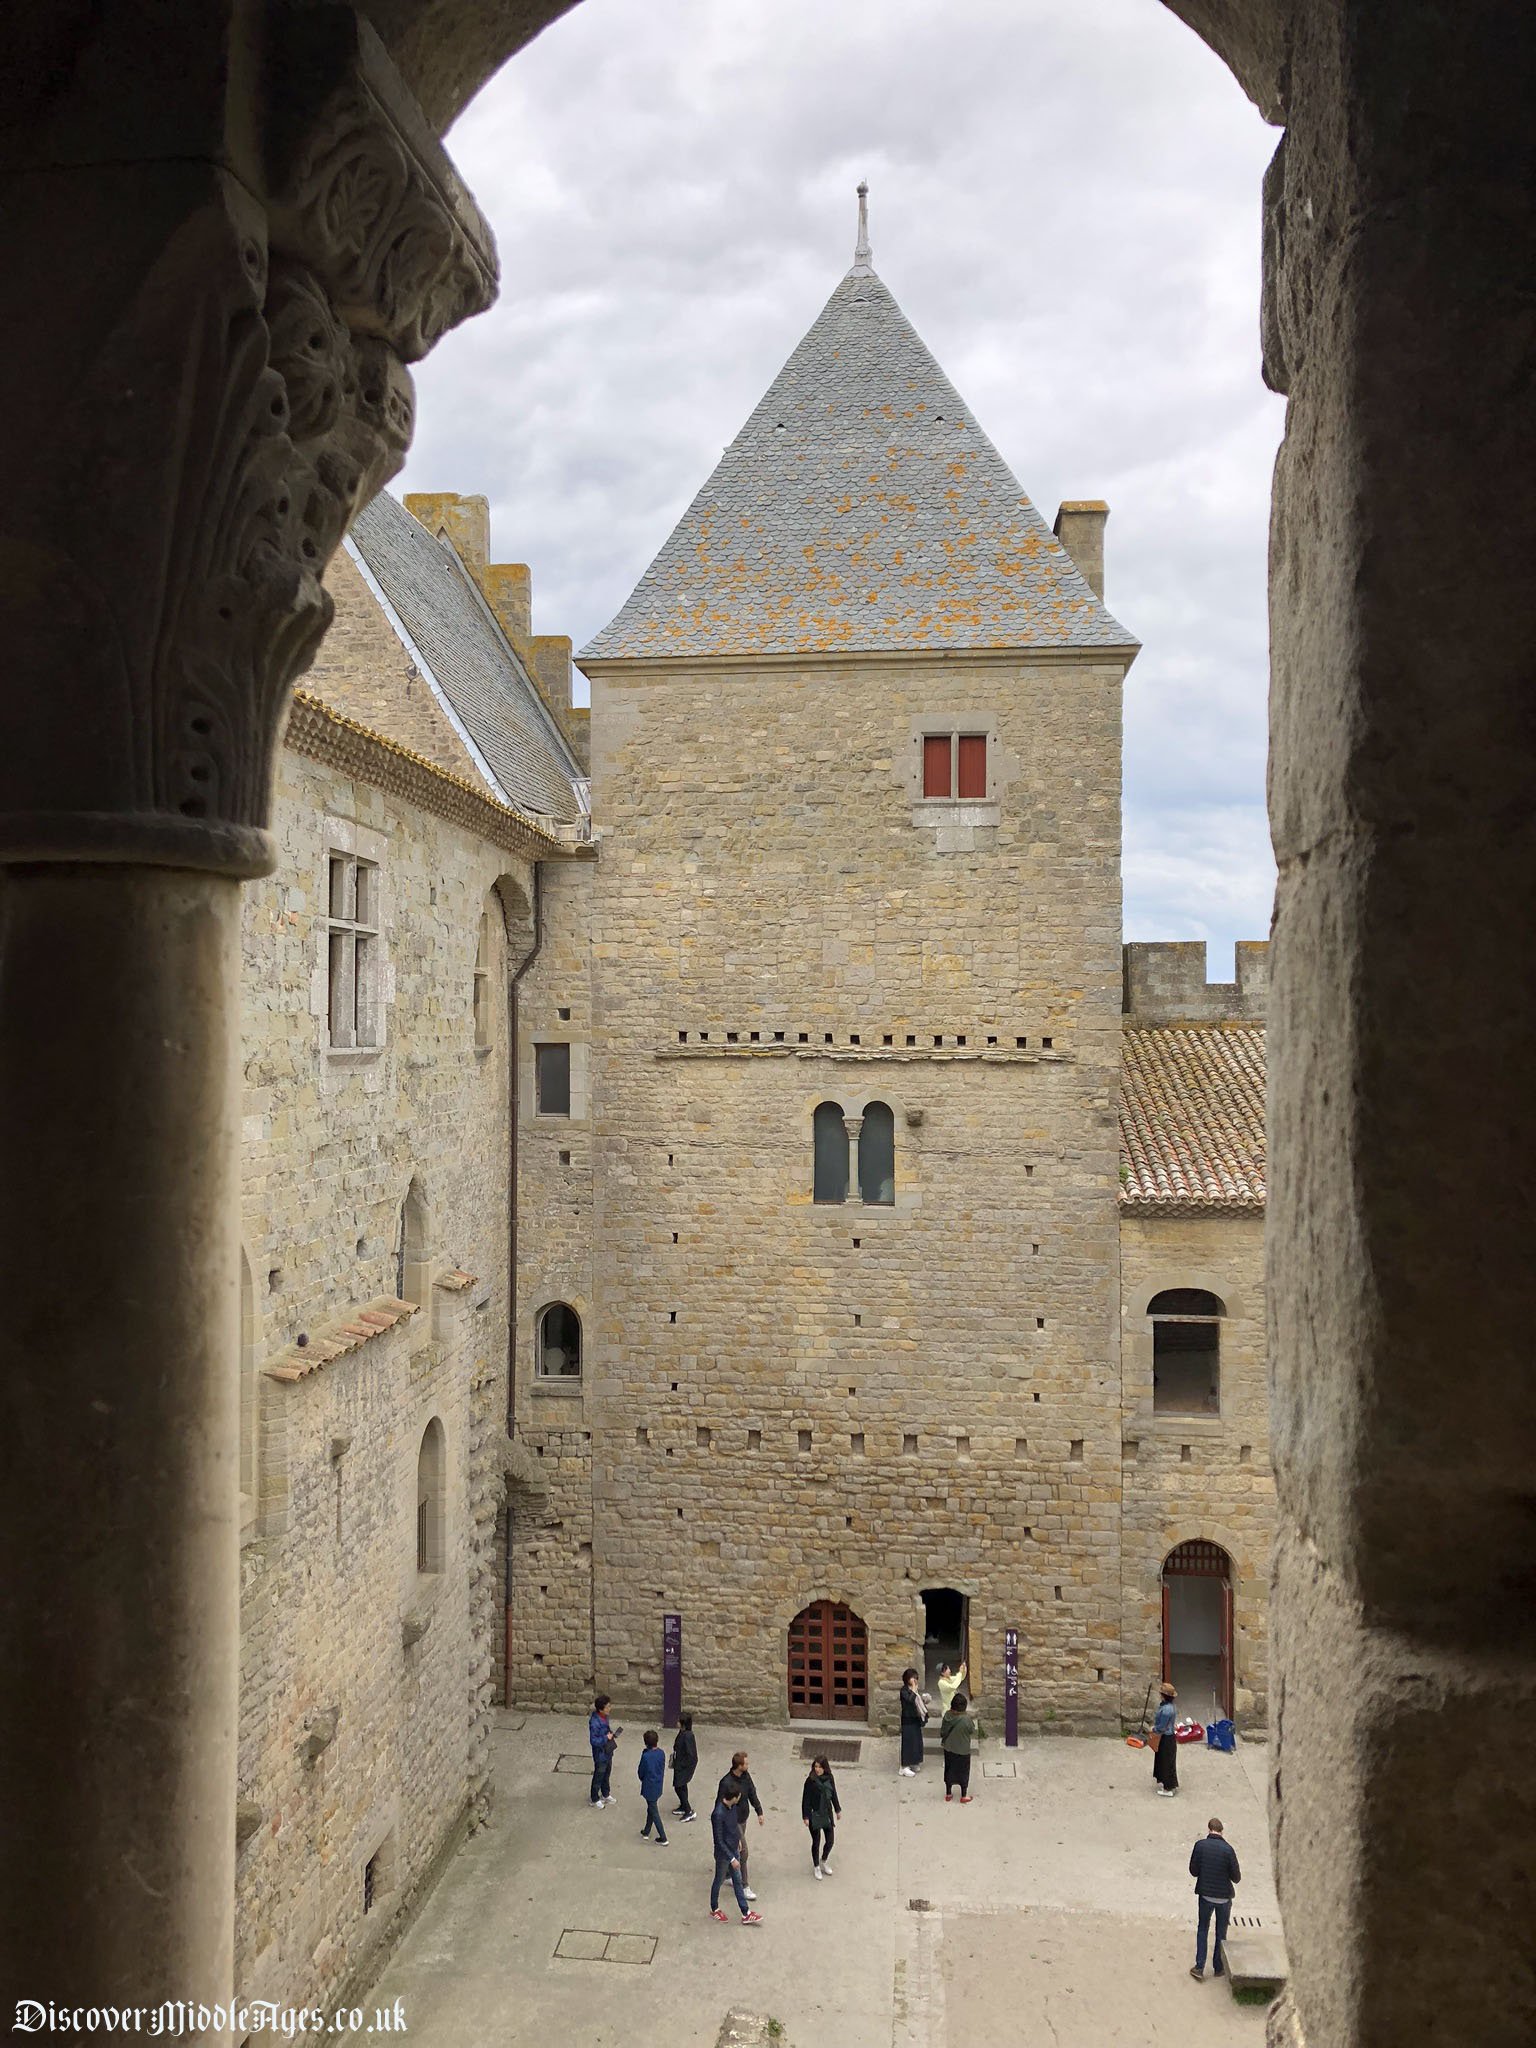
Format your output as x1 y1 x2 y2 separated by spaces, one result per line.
263 1295 417 1382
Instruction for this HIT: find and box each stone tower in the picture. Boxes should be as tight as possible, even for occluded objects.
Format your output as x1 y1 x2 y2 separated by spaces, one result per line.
575 191 1140 1725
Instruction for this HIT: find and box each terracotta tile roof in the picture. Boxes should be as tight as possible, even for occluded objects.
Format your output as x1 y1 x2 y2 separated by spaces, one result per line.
434 1269 478 1292
263 1296 418 1383
1120 1023 1266 1214
582 264 1137 662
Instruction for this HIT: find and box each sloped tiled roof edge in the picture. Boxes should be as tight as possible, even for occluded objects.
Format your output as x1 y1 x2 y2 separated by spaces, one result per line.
1119 1021 1266 1214
285 689 592 862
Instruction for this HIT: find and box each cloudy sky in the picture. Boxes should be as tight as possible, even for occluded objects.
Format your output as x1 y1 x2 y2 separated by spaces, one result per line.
401 0 1283 973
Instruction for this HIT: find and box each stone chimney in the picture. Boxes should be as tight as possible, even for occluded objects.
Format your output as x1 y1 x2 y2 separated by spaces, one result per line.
1053 500 1109 599
523 635 572 720
403 491 489 572
484 562 532 643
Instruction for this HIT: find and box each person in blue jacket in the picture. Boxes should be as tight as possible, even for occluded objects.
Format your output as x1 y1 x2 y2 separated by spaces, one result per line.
709 1785 761 1924
588 1694 621 1807
1151 1682 1180 1796
637 1729 669 1844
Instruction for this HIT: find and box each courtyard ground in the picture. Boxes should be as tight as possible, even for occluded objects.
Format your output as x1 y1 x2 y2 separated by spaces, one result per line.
372 1710 1280 2047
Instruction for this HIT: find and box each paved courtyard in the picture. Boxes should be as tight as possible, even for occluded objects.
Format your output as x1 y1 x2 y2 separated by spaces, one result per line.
373 1711 1280 2047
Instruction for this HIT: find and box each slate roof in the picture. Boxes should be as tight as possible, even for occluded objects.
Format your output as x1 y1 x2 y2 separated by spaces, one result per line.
1119 1024 1266 1213
582 260 1136 661
348 490 584 822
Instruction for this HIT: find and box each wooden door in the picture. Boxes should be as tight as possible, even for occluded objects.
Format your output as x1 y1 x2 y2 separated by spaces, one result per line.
787 1601 868 1720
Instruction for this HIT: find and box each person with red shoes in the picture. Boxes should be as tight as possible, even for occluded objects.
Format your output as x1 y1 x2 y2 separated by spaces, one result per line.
709 1785 762 1925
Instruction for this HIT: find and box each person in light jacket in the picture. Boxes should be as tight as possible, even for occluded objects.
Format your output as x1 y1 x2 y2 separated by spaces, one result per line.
671 1710 698 1820
937 1660 967 1714
801 1754 843 1878
939 1691 983 1803
1188 1818 1241 1980
637 1729 668 1844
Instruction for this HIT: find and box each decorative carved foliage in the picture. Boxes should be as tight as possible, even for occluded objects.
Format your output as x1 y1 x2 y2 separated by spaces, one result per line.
0 8 494 878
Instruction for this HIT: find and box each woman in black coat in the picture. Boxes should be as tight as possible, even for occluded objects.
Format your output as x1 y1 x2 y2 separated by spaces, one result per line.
670 1711 698 1818
899 1667 928 1775
801 1755 842 1877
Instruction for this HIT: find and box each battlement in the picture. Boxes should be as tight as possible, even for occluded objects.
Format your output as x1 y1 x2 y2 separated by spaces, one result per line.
1123 940 1268 1023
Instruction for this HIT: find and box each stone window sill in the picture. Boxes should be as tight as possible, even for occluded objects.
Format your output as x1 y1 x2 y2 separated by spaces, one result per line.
1147 1412 1225 1436
326 1046 384 1066
531 1377 583 1397
474 1043 494 1061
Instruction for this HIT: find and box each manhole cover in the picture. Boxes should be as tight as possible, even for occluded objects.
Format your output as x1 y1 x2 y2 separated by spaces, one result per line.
797 1737 862 1763
982 1759 1018 1777
555 1928 657 1965
553 1754 594 1774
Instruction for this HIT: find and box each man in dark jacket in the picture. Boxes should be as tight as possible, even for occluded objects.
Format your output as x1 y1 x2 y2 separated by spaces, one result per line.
1188 1817 1241 1980
709 1787 761 1924
671 1712 698 1820
716 1750 765 1899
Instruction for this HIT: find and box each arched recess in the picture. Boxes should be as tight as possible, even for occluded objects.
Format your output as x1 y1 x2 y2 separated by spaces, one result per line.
812 1101 848 1205
536 1301 582 1379
397 1176 432 1307
417 1417 446 1575
787 1598 868 1721
239 1247 259 1536
858 1101 895 1206
473 897 498 1050
1162 1539 1233 1720
1149 1287 1224 1415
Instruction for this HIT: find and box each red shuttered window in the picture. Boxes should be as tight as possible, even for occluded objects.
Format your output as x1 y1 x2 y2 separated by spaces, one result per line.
957 734 987 798
922 734 952 797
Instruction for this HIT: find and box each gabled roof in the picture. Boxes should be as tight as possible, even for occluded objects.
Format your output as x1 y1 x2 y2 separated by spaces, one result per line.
346 490 584 822
582 254 1136 662
1119 1023 1266 1214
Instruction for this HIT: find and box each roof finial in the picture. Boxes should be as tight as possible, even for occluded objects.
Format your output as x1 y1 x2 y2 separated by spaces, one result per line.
851 180 873 275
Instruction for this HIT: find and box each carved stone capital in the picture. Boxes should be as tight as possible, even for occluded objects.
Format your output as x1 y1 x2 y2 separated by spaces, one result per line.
0 6 497 877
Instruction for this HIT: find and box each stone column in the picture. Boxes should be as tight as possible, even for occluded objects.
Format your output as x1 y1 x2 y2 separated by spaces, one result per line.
0 4 495 2021
1261 4 1536 2044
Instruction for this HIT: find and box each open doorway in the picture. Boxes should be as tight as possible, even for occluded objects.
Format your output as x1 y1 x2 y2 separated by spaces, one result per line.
920 1587 970 1695
1162 1541 1233 1722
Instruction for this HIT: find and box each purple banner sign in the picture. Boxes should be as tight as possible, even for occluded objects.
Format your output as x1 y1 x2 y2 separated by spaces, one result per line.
1004 1627 1019 1747
662 1612 682 1728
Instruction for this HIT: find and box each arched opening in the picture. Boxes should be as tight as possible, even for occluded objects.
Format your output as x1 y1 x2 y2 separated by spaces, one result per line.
920 1586 969 1693
397 1177 431 1306
858 1101 895 1206
416 1418 446 1575
536 1302 582 1379
1162 1539 1233 1722
1149 1288 1223 1416
812 1101 848 1205
787 1599 868 1721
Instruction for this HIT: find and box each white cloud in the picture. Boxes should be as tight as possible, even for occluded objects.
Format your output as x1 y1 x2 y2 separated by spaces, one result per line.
403 0 1283 961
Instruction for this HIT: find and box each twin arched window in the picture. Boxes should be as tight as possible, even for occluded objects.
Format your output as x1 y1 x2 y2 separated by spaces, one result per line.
813 1102 895 1207
1150 1288 1224 1416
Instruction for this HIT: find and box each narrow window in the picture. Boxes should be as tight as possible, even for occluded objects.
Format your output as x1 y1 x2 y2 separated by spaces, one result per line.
326 852 380 1049
957 734 987 799
537 1303 582 1379
1150 1288 1224 1415
416 1418 445 1574
239 1248 259 1532
922 734 953 797
813 1101 849 1204
535 1042 571 1117
858 1101 896 1206
473 908 492 1049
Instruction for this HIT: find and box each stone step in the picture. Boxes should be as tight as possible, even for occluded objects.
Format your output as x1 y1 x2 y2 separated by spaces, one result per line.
1222 1930 1289 1993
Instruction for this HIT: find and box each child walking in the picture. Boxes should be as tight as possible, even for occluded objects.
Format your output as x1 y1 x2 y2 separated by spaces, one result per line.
637 1729 669 1843
710 1786 762 1925
671 1711 698 1820
801 1754 842 1879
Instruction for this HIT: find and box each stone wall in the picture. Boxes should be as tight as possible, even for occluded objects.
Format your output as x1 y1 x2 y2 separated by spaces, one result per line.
235 743 532 2019
1118 1212 1273 1725
578 650 1130 1731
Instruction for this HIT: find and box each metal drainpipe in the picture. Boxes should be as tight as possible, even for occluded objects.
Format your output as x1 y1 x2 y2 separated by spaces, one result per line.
504 864 544 1705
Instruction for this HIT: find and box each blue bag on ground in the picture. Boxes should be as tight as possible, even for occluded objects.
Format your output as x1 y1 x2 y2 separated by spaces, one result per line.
1205 1717 1236 1752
